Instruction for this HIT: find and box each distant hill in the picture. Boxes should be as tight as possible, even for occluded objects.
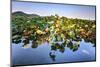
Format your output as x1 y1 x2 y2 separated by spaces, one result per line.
12 11 39 18
12 11 27 15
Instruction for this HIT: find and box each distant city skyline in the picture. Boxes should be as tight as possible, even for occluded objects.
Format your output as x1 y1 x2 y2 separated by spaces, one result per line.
12 1 96 20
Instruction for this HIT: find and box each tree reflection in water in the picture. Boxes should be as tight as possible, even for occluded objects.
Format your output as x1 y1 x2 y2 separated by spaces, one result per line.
49 51 56 61
12 12 96 61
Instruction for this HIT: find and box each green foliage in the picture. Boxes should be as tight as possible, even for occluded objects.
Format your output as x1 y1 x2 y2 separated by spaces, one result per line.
12 12 96 51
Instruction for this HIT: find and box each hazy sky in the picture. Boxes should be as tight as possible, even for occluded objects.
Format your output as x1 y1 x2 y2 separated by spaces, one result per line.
12 1 96 20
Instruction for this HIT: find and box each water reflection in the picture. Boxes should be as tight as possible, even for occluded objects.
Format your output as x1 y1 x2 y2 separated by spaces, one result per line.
12 30 96 61
49 51 56 61
12 39 95 65
12 36 95 62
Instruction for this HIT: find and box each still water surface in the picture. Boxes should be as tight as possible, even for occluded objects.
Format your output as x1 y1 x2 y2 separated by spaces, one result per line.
12 39 95 65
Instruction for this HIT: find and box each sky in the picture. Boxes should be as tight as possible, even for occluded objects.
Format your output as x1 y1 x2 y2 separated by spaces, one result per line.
12 1 96 20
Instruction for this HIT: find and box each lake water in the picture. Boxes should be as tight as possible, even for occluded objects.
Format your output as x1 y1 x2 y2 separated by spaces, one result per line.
12 39 95 66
